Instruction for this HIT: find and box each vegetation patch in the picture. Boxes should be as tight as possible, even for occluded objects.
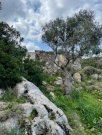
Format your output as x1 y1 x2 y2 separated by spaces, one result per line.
0 88 26 103
0 128 23 135
29 109 38 120
40 77 102 135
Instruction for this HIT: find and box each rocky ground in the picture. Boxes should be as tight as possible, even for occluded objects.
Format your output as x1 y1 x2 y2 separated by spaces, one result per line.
41 64 102 135
0 59 102 135
0 78 71 135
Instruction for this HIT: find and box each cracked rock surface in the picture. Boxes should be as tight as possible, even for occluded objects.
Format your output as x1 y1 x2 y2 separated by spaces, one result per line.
14 78 71 135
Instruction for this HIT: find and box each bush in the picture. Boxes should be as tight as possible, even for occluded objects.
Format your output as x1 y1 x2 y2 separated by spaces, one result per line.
83 66 97 76
0 88 26 103
82 66 102 76
81 57 102 69
0 22 27 88
23 58 45 87
0 22 45 89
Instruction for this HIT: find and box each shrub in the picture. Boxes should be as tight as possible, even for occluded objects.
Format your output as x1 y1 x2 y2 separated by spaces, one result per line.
82 66 102 76
0 22 45 89
81 57 102 69
0 88 26 103
0 22 27 88
23 58 45 87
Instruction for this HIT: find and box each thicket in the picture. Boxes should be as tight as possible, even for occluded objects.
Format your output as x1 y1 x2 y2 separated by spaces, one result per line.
0 22 44 89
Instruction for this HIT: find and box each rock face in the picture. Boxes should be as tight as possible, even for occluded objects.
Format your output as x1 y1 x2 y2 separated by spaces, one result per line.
14 78 71 135
28 51 81 75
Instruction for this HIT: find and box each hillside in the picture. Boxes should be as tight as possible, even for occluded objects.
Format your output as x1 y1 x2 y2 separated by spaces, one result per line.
0 11 102 135
0 57 102 135
40 58 102 135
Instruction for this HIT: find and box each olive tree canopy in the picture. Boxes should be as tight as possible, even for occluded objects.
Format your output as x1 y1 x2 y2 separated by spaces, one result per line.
42 10 102 94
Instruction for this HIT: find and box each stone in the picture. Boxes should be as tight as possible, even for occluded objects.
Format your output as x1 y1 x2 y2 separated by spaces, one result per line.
50 92 55 99
0 102 8 111
73 73 81 82
55 77 63 85
28 51 81 75
57 54 66 66
72 58 81 71
42 81 47 85
42 81 54 92
14 78 71 135
0 118 18 130
69 58 81 74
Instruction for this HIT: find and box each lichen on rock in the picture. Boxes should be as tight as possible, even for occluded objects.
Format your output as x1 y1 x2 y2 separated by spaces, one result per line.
14 78 71 135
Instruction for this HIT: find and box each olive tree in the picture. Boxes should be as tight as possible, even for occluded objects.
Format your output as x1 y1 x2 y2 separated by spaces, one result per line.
42 10 102 94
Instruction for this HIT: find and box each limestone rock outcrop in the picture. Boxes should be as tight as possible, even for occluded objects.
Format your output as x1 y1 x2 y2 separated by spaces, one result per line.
14 78 71 135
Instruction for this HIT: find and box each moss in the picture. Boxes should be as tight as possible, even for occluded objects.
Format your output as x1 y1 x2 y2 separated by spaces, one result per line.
29 109 38 120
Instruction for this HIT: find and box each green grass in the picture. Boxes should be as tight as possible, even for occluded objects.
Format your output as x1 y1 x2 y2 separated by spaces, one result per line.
0 67 102 134
41 83 102 135
71 91 102 129
44 74 57 85
0 88 26 103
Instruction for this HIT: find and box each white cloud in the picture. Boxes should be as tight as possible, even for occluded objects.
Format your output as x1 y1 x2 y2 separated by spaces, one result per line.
22 41 40 52
0 0 102 51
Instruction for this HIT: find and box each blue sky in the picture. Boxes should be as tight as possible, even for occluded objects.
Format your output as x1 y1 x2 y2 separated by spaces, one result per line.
0 0 102 52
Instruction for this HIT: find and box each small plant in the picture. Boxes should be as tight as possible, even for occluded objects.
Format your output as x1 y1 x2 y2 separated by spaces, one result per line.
44 74 57 85
29 109 38 120
0 88 26 103
48 112 56 120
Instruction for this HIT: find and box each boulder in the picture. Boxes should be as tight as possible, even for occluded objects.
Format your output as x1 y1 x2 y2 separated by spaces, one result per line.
73 73 81 82
14 78 71 135
72 58 81 72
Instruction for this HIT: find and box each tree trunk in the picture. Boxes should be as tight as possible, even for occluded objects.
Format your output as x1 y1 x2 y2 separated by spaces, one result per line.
62 68 73 95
